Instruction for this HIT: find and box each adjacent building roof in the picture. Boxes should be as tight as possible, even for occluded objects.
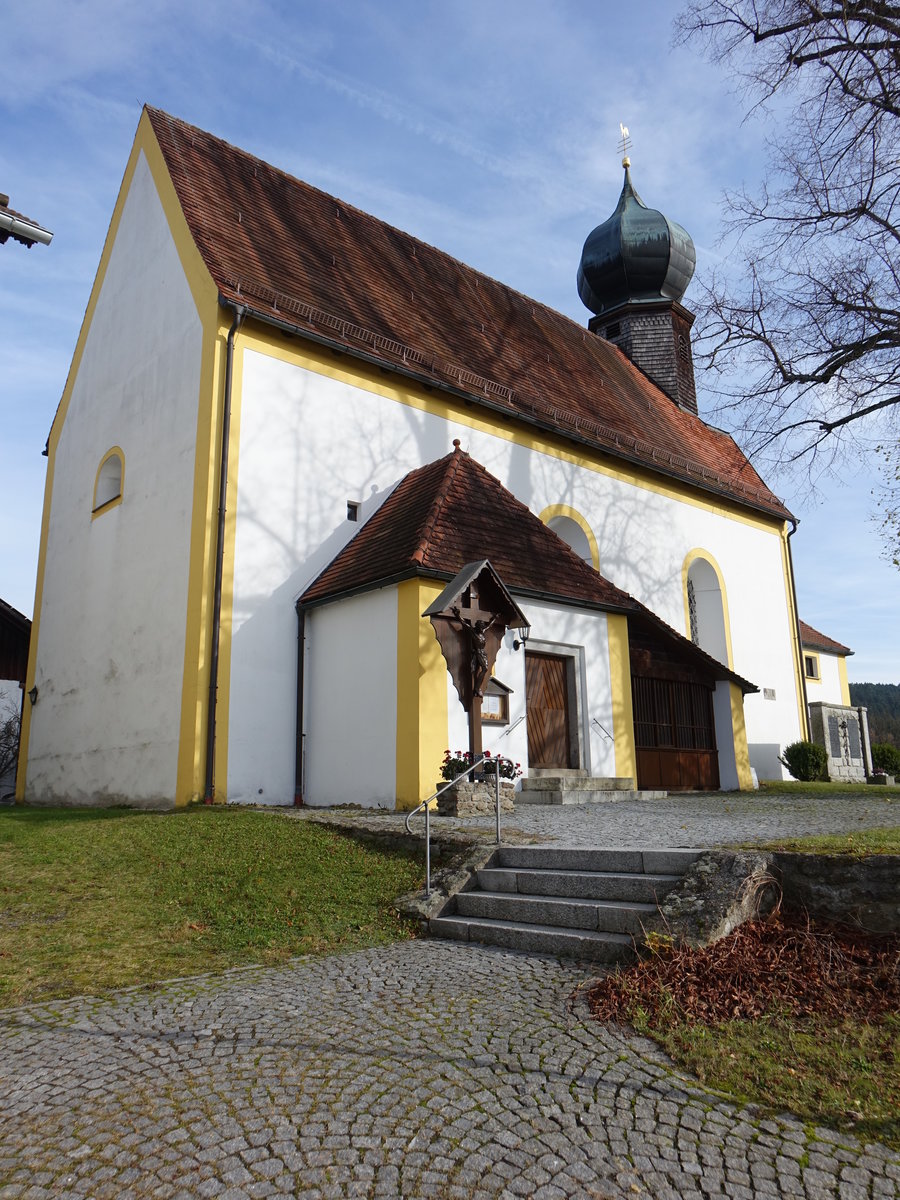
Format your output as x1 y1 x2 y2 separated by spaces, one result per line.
144 107 791 523
0 194 52 248
300 443 757 692
0 597 31 685
799 619 853 657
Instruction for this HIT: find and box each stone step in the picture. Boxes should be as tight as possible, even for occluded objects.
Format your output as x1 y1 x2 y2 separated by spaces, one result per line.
516 787 667 805
496 846 703 875
528 768 590 779
477 866 682 904
520 775 634 791
429 914 635 963
455 890 656 935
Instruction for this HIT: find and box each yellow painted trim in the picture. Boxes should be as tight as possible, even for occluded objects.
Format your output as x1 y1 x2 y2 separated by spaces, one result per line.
234 323 788 536
173 317 230 805
779 530 809 739
211 340 245 801
91 446 125 517
17 113 204 798
395 578 448 811
837 656 851 706
538 504 601 570
681 548 735 669
130 113 224 805
606 614 637 783
803 649 822 684
19 110 223 805
728 682 754 790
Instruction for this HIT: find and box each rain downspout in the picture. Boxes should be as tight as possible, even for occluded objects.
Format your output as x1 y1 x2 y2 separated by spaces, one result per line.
786 519 810 740
204 303 245 803
294 602 307 805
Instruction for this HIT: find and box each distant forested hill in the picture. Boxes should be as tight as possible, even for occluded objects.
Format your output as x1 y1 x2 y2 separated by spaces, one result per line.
849 682 900 745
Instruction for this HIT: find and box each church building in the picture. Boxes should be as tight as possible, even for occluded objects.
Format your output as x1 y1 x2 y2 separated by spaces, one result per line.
18 107 808 809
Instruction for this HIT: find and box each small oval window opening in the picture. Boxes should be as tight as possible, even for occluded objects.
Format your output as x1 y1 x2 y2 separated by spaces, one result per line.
93 450 124 512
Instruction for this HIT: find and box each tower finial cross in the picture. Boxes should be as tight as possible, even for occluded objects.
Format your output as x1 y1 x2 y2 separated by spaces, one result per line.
618 122 632 168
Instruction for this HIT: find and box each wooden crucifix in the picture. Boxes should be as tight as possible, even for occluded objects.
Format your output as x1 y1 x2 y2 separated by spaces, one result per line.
424 561 528 769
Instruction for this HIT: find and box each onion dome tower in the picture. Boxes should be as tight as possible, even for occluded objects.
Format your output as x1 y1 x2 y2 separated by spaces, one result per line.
577 145 699 414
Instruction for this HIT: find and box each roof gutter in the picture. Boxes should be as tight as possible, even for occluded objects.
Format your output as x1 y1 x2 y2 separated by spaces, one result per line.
0 210 53 247
219 297 791 526
204 302 245 803
786 518 810 739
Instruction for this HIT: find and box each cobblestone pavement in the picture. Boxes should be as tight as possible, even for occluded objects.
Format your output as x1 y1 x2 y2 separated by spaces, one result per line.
2 940 898 1200
294 790 899 850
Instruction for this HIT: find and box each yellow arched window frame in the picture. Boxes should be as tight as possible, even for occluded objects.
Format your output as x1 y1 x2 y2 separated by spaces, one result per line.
538 504 601 571
92 446 125 517
681 548 735 669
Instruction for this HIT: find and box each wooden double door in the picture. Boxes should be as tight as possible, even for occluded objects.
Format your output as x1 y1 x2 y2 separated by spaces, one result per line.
525 652 576 769
632 674 719 791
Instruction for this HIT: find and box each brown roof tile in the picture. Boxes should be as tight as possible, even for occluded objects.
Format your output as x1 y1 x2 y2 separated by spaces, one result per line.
144 107 791 522
799 620 853 657
301 445 756 692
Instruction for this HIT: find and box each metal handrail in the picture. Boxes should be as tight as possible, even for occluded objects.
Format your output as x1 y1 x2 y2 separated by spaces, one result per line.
406 718 525 896
406 753 505 897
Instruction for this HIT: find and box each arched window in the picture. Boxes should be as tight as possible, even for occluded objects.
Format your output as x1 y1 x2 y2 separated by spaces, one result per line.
539 505 600 570
682 551 732 667
92 448 124 515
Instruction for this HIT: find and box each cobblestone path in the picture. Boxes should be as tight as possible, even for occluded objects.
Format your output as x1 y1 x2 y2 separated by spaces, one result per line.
294 790 899 851
2 940 897 1199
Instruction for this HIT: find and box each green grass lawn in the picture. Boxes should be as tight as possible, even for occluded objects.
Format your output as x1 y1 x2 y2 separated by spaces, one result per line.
0 806 422 1007
635 1010 900 1151
610 823 900 1148
749 826 900 855
759 779 900 797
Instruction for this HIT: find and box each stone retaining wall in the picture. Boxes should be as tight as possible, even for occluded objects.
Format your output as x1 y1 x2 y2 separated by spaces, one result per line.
645 851 899 948
774 852 899 934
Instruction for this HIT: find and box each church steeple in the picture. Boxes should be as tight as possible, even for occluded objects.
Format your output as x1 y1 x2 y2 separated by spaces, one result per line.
577 158 699 415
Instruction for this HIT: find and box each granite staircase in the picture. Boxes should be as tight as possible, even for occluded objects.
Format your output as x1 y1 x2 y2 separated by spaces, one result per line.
516 770 667 805
430 846 702 963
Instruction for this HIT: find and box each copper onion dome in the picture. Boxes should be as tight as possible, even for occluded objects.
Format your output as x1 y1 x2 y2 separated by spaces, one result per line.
577 167 696 317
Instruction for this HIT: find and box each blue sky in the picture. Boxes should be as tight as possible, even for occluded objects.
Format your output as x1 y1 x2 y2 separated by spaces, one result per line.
1 0 897 682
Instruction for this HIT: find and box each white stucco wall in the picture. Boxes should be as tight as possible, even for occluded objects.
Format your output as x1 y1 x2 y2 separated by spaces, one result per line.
25 152 202 805
444 603 615 782
804 649 846 707
232 587 398 807
228 349 804 801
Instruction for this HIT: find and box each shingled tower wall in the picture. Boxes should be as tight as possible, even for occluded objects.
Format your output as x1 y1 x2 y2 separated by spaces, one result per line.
589 301 697 415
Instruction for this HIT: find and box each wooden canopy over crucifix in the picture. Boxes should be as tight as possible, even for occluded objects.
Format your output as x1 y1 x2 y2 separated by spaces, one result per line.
423 561 529 768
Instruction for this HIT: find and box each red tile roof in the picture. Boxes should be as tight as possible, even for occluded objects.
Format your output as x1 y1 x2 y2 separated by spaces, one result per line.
144 107 791 523
301 444 756 692
799 620 853 657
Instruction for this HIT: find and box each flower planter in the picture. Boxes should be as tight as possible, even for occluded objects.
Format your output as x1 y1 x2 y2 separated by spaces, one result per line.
435 779 516 816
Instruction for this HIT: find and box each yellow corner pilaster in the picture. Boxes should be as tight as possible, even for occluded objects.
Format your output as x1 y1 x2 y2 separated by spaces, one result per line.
728 682 755 790
837 656 852 707
395 579 448 811
606 614 637 784
779 528 810 740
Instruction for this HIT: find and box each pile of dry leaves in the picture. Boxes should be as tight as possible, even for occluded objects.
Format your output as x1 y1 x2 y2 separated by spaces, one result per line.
588 915 900 1026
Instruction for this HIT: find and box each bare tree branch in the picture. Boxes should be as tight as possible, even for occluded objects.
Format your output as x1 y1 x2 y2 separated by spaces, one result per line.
677 0 900 562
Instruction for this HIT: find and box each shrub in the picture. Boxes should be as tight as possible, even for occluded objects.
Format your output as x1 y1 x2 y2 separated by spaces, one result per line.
871 743 900 776
780 740 828 782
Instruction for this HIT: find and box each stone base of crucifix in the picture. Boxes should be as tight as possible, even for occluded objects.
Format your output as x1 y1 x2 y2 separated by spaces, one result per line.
436 778 516 816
